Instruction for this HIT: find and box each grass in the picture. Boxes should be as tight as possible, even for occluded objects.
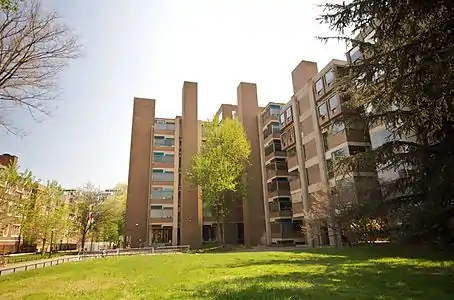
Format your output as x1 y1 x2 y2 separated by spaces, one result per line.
0 246 453 299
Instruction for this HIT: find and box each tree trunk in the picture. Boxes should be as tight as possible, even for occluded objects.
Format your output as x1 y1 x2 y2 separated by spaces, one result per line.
221 218 226 248
41 238 46 256
81 231 87 252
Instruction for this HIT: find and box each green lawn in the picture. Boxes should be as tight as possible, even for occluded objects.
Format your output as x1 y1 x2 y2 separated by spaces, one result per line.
0 247 453 299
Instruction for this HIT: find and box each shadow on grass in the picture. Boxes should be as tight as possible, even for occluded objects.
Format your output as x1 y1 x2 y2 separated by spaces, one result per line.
295 244 454 261
195 247 454 300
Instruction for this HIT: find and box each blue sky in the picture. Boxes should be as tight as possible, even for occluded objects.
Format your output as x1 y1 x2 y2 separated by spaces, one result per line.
1 0 347 189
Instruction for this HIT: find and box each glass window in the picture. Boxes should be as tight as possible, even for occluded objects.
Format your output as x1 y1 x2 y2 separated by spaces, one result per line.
318 103 328 119
370 127 392 150
232 110 237 119
151 187 173 199
164 138 175 147
270 105 281 116
349 46 362 62
332 122 345 134
315 79 324 95
154 136 165 146
325 69 335 87
271 123 280 133
218 111 223 122
285 107 292 120
279 113 285 125
332 147 347 158
365 30 376 44
162 208 173 218
329 94 339 113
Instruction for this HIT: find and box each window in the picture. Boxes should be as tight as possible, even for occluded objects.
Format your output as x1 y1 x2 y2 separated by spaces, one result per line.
349 46 362 62
324 69 335 87
162 208 173 219
365 30 376 44
271 123 280 133
151 187 173 200
370 127 392 150
155 120 175 131
218 111 223 122
280 113 285 125
152 170 174 182
232 110 237 119
11 225 20 237
318 103 328 120
285 107 292 120
315 79 324 95
332 122 345 135
329 94 339 113
332 147 347 158
270 105 281 116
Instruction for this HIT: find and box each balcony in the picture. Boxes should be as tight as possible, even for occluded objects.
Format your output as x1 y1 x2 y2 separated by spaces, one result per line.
153 155 175 169
270 209 292 218
267 169 288 180
287 155 298 170
154 121 176 135
265 150 286 162
264 132 280 145
151 173 174 186
262 113 279 127
268 180 290 198
290 178 301 192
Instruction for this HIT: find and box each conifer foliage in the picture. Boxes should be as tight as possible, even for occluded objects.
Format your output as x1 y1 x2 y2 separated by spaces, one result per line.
320 0 454 244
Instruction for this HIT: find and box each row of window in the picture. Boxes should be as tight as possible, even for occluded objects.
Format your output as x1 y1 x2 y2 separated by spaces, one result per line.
154 136 175 147
279 107 293 126
318 94 341 121
155 119 176 131
153 152 174 163
151 187 174 200
151 169 175 182
315 68 336 97
150 206 173 219
1 224 20 237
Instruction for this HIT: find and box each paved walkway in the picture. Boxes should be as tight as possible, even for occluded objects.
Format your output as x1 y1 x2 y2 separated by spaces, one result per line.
0 255 79 276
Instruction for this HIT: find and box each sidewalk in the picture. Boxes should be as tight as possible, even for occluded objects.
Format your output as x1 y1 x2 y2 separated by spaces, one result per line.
0 255 79 276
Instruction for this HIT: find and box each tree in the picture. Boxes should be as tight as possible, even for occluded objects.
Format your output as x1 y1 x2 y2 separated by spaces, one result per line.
319 0 454 244
303 180 387 246
0 161 34 242
94 183 127 246
71 183 116 251
0 0 80 135
187 117 250 247
27 181 69 255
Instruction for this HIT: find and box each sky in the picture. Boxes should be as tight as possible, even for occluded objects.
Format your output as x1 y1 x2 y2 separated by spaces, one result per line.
1 0 348 189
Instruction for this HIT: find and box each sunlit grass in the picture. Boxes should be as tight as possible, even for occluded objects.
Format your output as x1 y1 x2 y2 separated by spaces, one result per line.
0 247 452 299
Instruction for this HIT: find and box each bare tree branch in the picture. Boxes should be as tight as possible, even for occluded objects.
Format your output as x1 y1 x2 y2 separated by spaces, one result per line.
0 0 80 135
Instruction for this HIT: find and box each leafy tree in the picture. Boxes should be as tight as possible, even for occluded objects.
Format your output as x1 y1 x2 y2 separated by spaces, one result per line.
71 183 116 251
92 184 127 246
0 161 34 243
303 180 387 246
25 181 69 255
320 0 454 244
0 0 80 135
187 117 250 247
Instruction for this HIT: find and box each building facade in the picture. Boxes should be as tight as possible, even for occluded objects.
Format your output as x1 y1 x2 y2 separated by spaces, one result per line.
126 82 268 248
127 56 386 248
